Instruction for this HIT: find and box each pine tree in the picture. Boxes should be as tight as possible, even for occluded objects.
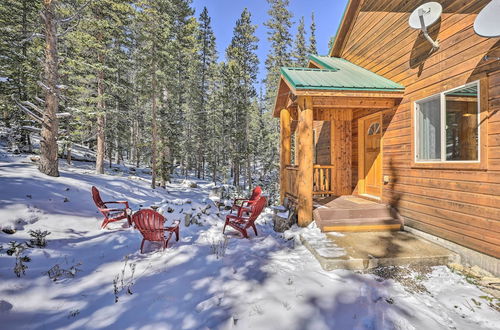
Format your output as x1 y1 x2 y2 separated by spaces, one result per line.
264 0 293 104
134 0 172 188
309 12 318 55
328 35 335 51
226 8 259 189
62 0 133 174
293 16 307 67
205 62 224 183
192 7 217 179
263 0 293 201
0 0 43 148
39 0 60 177
163 0 197 181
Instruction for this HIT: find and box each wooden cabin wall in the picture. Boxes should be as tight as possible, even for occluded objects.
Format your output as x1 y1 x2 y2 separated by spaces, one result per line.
313 121 331 165
339 0 500 258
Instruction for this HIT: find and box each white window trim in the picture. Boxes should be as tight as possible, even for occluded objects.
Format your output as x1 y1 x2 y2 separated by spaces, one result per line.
414 80 481 164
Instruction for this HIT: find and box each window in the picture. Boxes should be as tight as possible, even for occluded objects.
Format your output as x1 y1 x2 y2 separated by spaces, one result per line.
415 82 480 162
367 122 380 136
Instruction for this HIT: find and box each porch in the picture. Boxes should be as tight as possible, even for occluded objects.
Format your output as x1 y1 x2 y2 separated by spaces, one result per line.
275 57 405 228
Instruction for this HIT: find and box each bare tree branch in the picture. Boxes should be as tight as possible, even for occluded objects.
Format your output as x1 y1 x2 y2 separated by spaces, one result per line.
21 100 44 116
19 33 45 44
11 95 43 123
34 96 46 104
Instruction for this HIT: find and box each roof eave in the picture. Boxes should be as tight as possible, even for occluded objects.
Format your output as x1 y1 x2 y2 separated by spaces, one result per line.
295 86 404 93
329 0 363 57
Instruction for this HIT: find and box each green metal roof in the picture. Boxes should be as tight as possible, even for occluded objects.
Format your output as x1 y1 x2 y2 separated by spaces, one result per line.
281 56 404 92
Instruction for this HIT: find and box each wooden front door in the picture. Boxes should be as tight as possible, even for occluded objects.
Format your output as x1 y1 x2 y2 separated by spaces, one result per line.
360 113 382 197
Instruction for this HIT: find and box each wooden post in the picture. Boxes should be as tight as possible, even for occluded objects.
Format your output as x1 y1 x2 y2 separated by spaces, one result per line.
331 109 353 195
297 96 314 226
280 108 291 204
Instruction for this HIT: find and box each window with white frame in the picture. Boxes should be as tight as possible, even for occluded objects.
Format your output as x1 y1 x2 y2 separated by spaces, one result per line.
415 81 480 162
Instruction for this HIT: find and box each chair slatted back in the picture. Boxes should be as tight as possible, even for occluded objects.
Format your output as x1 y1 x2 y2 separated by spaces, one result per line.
248 196 267 223
132 209 165 242
249 186 262 202
92 186 106 209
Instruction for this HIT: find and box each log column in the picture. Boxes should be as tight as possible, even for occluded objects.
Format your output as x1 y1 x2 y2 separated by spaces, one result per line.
330 109 353 195
297 96 314 226
279 108 291 204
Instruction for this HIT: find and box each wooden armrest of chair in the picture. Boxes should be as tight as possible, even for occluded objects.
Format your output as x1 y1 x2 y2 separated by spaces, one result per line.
101 208 128 213
104 201 130 207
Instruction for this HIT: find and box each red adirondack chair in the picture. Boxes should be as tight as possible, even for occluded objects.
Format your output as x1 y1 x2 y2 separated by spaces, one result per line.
223 196 267 238
131 209 180 253
91 186 131 229
230 186 262 215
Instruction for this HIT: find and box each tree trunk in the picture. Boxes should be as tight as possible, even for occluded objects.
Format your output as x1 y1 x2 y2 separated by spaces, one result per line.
212 155 217 184
95 53 106 174
164 143 171 183
151 54 158 189
39 0 60 177
27 133 32 153
66 142 72 164
114 135 120 165
159 147 166 188
130 121 136 165
108 137 112 168
202 156 205 180
246 154 251 190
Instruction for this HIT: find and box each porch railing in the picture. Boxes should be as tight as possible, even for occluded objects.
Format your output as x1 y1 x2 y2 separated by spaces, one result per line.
313 165 335 195
284 165 335 198
284 165 299 198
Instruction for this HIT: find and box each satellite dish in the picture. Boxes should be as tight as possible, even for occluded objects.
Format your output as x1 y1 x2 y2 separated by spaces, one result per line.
474 0 500 38
409 2 442 50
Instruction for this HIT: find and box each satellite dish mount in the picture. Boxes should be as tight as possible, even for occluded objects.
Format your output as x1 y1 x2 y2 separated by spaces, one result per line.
409 2 442 51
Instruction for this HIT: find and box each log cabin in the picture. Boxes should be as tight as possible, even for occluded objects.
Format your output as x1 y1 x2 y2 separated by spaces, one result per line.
274 0 499 272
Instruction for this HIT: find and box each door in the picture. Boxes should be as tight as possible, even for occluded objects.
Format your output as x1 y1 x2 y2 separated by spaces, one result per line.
360 113 382 197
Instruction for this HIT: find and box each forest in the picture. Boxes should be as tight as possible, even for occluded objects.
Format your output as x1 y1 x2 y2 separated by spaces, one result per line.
0 0 321 202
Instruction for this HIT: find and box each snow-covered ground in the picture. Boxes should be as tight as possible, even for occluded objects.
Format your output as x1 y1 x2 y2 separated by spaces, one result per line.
0 148 498 329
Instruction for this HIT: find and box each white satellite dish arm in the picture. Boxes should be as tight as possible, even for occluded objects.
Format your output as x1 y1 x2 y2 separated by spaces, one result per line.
418 8 439 50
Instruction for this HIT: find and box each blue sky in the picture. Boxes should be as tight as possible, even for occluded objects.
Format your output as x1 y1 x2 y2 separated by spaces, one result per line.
191 0 349 84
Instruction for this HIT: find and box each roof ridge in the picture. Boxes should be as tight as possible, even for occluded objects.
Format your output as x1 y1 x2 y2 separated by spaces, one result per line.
281 67 338 72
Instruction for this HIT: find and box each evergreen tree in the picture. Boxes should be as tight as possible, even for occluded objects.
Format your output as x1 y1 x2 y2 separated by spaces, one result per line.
328 35 335 51
0 1 287 201
226 8 259 188
164 0 197 180
292 16 307 67
63 0 133 174
134 0 171 188
309 12 318 55
263 0 293 201
192 7 217 179
264 0 293 104
0 0 43 148
39 0 61 177
205 62 225 183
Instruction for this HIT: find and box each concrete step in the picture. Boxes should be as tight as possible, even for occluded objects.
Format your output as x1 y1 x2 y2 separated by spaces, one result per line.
318 216 400 226
318 218 402 232
301 231 458 271
314 206 395 220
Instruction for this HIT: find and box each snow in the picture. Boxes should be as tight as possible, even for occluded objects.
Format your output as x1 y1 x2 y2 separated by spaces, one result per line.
0 148 499 329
